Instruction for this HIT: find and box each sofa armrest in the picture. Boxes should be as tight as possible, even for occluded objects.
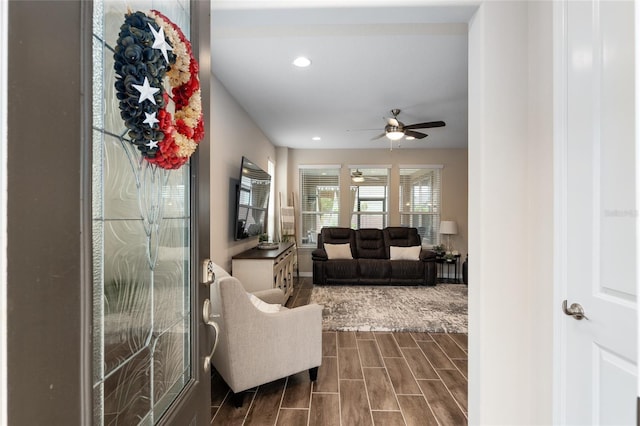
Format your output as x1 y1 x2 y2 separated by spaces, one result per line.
312 248 328 261
252 288 286 305
420 249 437 261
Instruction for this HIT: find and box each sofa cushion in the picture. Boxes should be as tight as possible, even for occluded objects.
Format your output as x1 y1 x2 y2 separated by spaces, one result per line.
383 227 422 258
324 243 353 259
247 293 283 313
324 259 359 281
390 245 421 260
358 259 391 282
320 227 356 257
390 260 425 280
355 228 386 259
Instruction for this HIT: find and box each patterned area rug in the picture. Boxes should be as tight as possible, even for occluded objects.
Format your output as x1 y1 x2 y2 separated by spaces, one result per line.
310 284 467 333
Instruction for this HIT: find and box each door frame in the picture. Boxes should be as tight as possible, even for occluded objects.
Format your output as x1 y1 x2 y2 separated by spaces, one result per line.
158 0 212 424
0 0 8 424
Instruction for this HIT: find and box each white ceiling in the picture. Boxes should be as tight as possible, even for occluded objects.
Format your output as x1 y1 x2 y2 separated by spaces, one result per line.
210 2 475 150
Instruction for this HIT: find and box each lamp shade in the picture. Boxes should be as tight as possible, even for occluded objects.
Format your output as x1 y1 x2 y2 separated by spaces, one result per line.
439 221 458 235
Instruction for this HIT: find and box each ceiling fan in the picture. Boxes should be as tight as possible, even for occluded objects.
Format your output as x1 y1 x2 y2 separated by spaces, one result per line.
351 169 365 183
371 109 446 141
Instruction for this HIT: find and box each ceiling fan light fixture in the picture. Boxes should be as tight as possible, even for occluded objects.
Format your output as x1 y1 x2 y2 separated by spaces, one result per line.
405 136 415 140
386 131 404 141
351 169 365 183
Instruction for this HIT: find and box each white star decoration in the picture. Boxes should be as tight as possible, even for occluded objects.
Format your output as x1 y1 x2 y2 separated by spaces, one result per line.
132 77 160 105
145 140 159 149
143 111 159 127
149 23 172 63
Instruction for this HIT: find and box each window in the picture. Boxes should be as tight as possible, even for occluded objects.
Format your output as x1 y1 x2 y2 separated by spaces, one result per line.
299 166 340 246
399 166 442 245
350 167 388 229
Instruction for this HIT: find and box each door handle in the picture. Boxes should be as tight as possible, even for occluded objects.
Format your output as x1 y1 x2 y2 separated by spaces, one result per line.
562 300 588 320
202 298 220 372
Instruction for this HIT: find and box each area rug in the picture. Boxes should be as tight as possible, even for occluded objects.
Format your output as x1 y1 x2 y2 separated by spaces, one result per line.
309 284 467 333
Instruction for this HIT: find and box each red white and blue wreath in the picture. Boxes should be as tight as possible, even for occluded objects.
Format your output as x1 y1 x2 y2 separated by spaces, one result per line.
113 10 204 170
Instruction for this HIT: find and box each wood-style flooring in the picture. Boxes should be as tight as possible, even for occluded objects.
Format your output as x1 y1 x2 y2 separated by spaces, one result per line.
210 278 468 426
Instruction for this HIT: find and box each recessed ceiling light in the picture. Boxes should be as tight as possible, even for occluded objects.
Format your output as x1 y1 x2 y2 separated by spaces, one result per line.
292 56 311 68
312 136 321 141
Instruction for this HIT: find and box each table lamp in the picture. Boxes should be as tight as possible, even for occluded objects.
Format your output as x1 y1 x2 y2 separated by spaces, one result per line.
439 221 458 253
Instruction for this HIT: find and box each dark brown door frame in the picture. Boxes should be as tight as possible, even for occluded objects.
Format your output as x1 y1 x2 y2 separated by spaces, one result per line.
7 1 92 424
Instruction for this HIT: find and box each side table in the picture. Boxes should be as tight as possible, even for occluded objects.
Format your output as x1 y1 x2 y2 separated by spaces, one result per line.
435 254 461 283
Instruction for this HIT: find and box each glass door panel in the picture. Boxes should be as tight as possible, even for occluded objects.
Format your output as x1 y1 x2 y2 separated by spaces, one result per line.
92 1 196 424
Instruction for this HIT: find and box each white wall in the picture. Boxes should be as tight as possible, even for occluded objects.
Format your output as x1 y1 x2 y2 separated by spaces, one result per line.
210 75 276 271
468 1 554 424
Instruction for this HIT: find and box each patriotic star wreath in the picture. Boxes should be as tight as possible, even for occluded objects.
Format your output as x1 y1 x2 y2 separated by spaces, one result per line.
113 10 204 170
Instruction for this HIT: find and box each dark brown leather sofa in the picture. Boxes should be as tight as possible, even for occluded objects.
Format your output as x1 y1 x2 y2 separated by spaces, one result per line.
311 227 437 285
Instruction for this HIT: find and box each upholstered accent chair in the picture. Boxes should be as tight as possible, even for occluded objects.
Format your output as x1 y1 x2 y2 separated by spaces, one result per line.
209 274 323 407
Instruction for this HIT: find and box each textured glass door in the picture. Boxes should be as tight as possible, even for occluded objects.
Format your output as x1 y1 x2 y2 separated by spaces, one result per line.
91 1 207 424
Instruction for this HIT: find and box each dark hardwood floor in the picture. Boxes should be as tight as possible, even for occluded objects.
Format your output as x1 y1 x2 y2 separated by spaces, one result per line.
210 278 468 426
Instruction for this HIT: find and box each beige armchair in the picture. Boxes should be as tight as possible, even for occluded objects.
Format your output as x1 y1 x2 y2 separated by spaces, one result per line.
209 274 323 407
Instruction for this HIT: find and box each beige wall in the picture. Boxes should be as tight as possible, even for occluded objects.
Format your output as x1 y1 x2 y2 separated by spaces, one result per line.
210 75 276 272
282 147 469 275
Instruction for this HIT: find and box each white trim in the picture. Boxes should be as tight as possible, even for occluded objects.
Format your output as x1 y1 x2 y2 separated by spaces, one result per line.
636 0 640 402
347 164 392 169
0 0 8 424
552 0 568 423
397 164 443 169
296 164 341 169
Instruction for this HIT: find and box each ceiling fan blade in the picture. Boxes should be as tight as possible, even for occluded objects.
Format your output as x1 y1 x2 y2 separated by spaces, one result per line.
404 130 428 139
404 120 446 130
370 133 386 140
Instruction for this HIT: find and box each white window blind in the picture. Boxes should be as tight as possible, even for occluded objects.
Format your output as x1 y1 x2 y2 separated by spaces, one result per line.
299 166 340 246
399 167 442 245
349 167 389 229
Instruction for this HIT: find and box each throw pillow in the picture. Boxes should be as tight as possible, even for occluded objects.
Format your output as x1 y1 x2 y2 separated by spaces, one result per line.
247 293 283 313
324 243 353 259
390 245 421 260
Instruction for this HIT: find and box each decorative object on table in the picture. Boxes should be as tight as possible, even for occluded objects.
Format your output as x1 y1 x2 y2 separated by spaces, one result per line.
113 9 203 170
310 284 467 333
439 220 458 252
432 244 446 256
257 242 279 250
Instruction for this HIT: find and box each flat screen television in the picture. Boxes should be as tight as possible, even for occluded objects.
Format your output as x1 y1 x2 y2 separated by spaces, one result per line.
234 156 271 240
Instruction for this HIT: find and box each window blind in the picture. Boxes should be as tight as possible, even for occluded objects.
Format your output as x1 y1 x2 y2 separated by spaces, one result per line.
299 166 340 245
399 167 442 245
350 167 389 229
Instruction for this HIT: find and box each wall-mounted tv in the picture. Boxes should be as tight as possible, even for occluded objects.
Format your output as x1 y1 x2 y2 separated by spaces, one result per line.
234 156 271 240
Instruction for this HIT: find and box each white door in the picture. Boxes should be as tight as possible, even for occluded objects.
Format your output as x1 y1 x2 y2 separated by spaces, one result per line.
557 0 637 424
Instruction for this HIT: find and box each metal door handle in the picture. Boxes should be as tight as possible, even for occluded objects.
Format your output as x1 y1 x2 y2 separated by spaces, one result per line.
202 298 220 371
562 300 588 320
